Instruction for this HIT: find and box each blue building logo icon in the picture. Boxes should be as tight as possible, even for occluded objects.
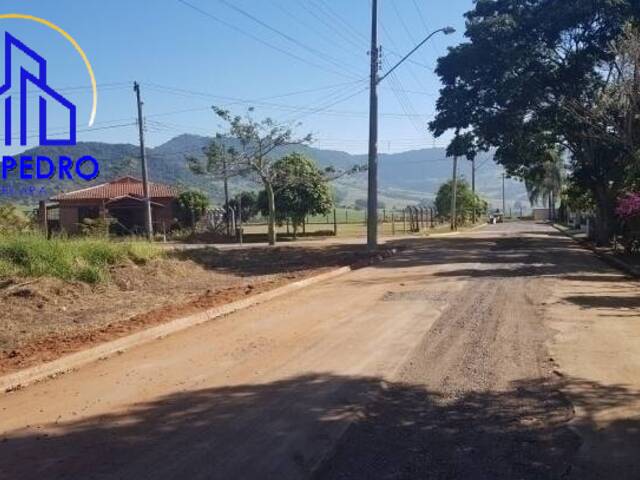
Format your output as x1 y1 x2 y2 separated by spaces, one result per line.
0 31 76 146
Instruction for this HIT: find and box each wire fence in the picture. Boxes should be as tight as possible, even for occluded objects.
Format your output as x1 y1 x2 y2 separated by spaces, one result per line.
239 207 446 238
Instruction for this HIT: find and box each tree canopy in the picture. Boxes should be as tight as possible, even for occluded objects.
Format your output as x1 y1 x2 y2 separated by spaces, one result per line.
187 107 312 245
435 179 487 224
258 153 333 236
429 0 639 244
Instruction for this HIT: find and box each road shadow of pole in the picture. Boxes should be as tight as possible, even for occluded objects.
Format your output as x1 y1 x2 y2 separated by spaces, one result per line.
0 373 638 479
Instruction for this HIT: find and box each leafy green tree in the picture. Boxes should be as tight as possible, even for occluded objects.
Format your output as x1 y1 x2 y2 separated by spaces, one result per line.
187 107 311 245
524 149 565 218
258 153 333 237
429 0 638 244
225 191 259 222
434 179 487 225
177 190 209 227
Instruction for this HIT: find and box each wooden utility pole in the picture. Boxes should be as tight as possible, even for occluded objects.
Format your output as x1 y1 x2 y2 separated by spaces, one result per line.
451 156 458 231
133 82 153 240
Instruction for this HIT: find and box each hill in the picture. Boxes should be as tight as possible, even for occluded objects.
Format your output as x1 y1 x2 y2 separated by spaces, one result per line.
1 134 528 210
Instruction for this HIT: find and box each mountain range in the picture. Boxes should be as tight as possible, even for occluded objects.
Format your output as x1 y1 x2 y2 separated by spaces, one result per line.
1 134 528 211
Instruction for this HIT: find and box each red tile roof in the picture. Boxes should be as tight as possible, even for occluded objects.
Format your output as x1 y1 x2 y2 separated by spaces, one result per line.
51 176 178 201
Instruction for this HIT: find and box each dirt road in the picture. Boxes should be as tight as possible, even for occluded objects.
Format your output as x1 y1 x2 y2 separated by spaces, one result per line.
1 222 638 479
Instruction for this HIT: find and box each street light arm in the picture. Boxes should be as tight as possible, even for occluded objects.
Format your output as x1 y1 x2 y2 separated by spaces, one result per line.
377 27 455 84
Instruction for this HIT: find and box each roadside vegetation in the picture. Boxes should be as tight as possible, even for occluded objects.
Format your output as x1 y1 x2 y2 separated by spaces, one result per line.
429 1 640 245
434 179 487 226
0 233 162 283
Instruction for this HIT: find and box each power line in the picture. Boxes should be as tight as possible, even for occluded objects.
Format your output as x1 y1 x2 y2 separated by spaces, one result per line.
214 0 362 78
296 1 367 52
143 81 432 119
176 0 359 80
272 0 364 65
312 0 369 44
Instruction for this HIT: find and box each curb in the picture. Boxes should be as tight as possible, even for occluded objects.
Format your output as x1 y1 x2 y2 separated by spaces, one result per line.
552 223 640 277
1 265 357 393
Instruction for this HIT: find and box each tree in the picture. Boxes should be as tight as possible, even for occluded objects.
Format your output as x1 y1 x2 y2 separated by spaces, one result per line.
188 107 311 245
524 148 565 219
177 190 209 228
225 191 259 223
434 179 487 224
257 153 333 237
429 0 638 244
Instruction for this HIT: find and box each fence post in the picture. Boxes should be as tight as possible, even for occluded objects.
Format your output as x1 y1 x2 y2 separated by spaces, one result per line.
38 200 48 238
345 208 348 224
391 212 395 235
333 208 337 236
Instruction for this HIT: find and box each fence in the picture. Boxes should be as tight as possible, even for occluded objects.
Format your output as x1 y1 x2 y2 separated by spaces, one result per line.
237 207 445 238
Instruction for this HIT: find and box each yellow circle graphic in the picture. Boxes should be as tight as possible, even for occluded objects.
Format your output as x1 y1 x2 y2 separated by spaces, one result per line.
0 13 98 126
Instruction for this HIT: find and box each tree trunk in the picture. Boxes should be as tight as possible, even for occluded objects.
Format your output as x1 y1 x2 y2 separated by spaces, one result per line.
265 182 276 246
593 185 616 246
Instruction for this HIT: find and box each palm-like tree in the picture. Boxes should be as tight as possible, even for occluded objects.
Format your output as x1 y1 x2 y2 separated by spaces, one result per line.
524 149 564 219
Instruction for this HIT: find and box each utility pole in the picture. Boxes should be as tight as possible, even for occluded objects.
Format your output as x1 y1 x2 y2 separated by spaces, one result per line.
133 82 153 240
366 0 379 251
222 156 230 236
471 157 476 224
502 172 506 214
451 156 458 231
365 20 455 250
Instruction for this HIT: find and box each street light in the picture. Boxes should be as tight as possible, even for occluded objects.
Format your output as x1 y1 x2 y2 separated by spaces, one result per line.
366 1 454 251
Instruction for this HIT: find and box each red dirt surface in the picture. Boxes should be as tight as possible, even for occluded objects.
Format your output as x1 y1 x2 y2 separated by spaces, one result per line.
1 244 393 376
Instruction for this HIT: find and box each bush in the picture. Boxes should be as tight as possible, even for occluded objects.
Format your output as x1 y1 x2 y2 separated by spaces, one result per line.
177 190 210 227
616 193 640 220
0 233 162 283
0 204 31 234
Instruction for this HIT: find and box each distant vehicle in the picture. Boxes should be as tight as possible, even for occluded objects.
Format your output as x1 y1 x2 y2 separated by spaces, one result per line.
489 210 504 224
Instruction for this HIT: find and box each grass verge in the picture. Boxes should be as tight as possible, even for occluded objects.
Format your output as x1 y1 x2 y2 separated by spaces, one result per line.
0 234 162 283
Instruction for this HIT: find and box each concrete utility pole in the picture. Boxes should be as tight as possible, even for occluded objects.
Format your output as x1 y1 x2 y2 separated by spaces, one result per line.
471 157 476 224
451 156 458 231
502 172 506 214
133 81 153 240
365 9 454 251
366 0 379 252
222 156 230 236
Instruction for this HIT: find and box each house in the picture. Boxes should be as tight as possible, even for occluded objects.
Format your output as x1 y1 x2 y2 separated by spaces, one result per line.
46 176 179 234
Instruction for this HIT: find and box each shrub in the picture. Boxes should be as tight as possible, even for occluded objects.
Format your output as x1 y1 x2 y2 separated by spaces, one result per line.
0 233 162 283
616 193 640 220
0 204 31 234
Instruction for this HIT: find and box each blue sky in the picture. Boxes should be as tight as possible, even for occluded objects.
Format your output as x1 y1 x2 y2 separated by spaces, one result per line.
0 0 473 155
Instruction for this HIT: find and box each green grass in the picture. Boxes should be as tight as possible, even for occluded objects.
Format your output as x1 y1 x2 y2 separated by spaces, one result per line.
0 233 162 283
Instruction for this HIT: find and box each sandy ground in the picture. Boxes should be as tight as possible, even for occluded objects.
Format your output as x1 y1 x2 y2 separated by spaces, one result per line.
0 222 638 479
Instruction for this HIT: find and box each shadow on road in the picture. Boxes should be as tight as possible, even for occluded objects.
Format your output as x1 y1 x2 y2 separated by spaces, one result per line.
1 373 638 479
